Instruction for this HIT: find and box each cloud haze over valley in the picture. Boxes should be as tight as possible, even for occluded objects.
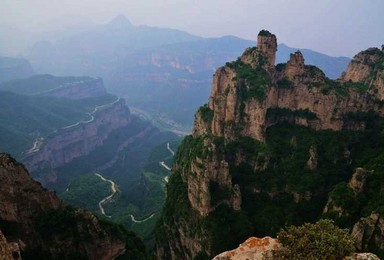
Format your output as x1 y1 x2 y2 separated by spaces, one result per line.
1 0 383 57
1 1 384 259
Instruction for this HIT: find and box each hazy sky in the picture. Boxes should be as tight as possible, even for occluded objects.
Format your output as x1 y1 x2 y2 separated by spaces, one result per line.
1 0 383 57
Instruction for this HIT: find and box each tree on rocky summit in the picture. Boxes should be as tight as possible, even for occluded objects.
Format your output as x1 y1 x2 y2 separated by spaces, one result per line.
266 219 355 260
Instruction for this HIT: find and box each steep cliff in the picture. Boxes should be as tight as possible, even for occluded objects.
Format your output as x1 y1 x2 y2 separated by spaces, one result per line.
22 97 131 185
156 30 384 259
0 153 147 259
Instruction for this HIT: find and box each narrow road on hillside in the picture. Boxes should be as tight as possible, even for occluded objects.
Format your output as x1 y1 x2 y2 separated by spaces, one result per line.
159 142 175 183
167 142 175 156
24 98 121 156
25 137 44 155
95 173 118 217
129 213 155 223
95 173 156 223
62 97 120 130
159 161 171 171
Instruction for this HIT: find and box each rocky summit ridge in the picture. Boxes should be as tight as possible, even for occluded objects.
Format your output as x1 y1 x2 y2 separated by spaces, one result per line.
194 31 384 142
156 30 384 259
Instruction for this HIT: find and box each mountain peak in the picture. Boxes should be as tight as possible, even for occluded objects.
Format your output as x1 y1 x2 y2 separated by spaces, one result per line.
107 14 132 29
257 30 277 68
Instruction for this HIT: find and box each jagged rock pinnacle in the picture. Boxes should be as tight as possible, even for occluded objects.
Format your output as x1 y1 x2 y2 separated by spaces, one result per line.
257 30 277 67
285 50 305 79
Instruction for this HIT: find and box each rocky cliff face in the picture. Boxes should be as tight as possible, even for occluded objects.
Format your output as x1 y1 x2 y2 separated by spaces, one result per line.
342 48 384 100
0 153 129 259
22 98 131 185
202 37 383 142
352 213 384 253
157 30 384 259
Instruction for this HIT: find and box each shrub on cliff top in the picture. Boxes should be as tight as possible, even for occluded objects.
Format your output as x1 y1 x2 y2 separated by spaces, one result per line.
266 219 354 260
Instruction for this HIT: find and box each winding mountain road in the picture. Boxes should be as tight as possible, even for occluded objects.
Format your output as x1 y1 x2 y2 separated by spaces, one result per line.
62 97 121 130
130 213 155 223
24 97 121 155
95 173 155 222
159 142 175 183
167 142 175 155
159 161 171 171
95 173 118 217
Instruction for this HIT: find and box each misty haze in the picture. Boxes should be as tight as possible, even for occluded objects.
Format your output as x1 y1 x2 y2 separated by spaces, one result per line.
0 1 384 259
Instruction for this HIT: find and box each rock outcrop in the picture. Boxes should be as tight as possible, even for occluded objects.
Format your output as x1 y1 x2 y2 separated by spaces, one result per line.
352 213 384 252
0 230 14 260
157 30 384 259
323 168 372 216
180 140 241 216
256 30 277 69
342 48 384 100
202 38 383 142
345 253 381 260
0 153 130 259
213 237 280 260
212 236 380 260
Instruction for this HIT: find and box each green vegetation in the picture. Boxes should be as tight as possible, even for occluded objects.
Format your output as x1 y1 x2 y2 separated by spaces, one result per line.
0 90 116 156
329 183 355 209
197 105 214 123
258 30 273 37
343 110 378 125
61 174 111 212
267 108 318 120
158 108 384 257
275 63 286 72
306 65 326 78
276 77 294 88
267 219 354 260
203 205 252 254
227 58 271 102
98 219 148 260
53 123 179 246
35 206 81 241
344 80 370 94
32 206 148 259
319 79 347 96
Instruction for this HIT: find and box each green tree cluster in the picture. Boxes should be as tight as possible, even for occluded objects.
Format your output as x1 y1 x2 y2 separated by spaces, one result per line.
266 219 354 260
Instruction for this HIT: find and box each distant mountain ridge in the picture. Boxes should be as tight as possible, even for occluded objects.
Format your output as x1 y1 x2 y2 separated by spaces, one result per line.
26 15 350 133
0 56 34 83
0 74 106 98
